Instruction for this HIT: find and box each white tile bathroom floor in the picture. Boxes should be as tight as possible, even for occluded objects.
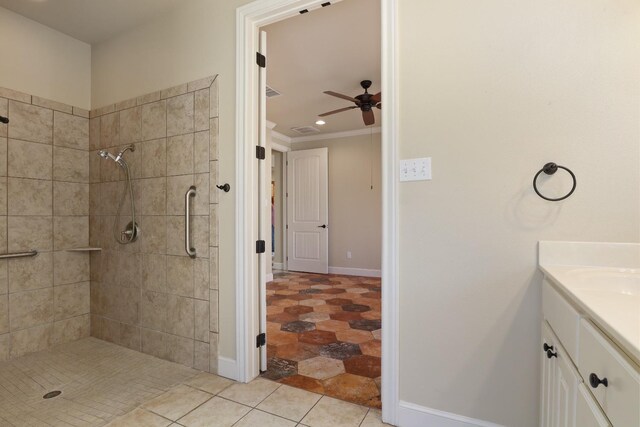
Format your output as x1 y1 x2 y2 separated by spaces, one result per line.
0 338 390 427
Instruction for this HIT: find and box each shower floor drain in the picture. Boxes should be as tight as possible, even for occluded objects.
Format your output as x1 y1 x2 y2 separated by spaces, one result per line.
43 391 62 399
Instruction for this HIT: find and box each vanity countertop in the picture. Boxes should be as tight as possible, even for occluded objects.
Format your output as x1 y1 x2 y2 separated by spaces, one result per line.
539 241 640 365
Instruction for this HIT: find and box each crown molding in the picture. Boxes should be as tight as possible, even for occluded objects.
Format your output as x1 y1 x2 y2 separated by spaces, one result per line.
265 120 277 129
271 126 382 144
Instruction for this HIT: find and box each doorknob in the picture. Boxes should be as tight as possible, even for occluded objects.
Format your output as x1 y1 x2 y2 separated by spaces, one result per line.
318 224 327 229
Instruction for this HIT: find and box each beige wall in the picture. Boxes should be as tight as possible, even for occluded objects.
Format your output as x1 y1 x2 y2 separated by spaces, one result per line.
89 0 640 425
398 0 639 425
292 133 382 271
0 7 91 109
271 150 284 265
0 87 91 361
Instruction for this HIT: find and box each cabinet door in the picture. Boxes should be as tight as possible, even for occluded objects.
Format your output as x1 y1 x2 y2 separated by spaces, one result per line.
553 345 578 427
541 322 556 427
575 384 611 427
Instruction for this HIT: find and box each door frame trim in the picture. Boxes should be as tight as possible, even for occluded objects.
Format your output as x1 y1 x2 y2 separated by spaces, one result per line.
235 0 399 424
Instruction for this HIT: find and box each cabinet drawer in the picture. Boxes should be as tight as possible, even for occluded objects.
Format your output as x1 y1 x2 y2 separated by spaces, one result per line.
576 384 611 427
543 279 580 361
578 319 640 427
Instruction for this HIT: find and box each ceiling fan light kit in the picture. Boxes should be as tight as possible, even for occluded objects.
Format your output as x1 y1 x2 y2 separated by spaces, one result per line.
320 80 382 126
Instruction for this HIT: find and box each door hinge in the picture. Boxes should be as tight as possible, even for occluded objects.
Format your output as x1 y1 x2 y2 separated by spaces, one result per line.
256 240 266 254
256 52 266 68
256 146 266 160
256 333 266 348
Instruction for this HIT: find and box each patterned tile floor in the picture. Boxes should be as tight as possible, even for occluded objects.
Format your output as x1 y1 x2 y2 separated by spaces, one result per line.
262 271 382 409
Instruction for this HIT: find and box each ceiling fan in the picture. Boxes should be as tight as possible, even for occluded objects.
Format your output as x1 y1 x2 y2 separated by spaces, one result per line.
320 80 381 126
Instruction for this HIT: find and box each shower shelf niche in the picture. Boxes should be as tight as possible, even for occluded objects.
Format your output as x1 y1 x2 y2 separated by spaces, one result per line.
66 247 102 252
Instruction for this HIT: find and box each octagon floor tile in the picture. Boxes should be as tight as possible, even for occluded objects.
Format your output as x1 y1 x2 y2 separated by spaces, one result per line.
359 340 381 357
323 288 347 294
262 357 298 380
361 311 382 320
272 299 299 307
279 375 325 394
267 305 285 315
275 343 319 362
314 304 343 314
298 356 345 380
327 298 352 306
322 373 380 406
342 303 371 313
267 312 299 324
299 299 326 307
284 305 314 315
330 312 363 322
299 330 338 345
372 329 382 340
349 319 381 331
281 320 316 333
318 342 362 360
335 329 374 344
344 355 381 378
316 319 351 332
269 330 299 346
299 312 331 323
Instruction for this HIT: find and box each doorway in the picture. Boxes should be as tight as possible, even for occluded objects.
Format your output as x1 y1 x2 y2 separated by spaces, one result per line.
235 0 399 424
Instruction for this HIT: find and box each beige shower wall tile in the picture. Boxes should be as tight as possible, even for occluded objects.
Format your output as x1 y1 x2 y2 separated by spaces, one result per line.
120 322 141 350
166 334 194 367
8 251 53 293
209 205 218 247
209 290 218 333
140 138 167 178
0 217 6 254
142 100 166 141
73 107 89 118
194 340 209 371
53 216 88 250
100 112 119 148
54 282 90 320
10 323 52 358
209 247 218 290
0 87 30 103
195 90 210 132
53 251 90 286
166 294 194 338
139 177 166 215
102 317 121 344
0 295 7 334
54 147 89 182
166 256 193 297
188 76 216 92
52 314 89 344
193 217 209 260
54 182 89 216
0 178 6 216
167 134 193 176
0 260 7 295
167 175 193 216
195 299 209 342
9 287 53 330
0 334 7 361
8 139 52 180
162 84 188 99
209 161 218 204
140 215 166 254
167 93 194 137
137 91 161 106
120 106 142 144
117 286 139 325
210 78 219 118
0 138 6 177
209 332 218 373
32 96 72 114
141 328 168 359
8 178 52 216
194 132 209 173
141 290 168 331
8 101 53 144
90 150 101 183
142 254 167 293
194 175 209 216
194 258 209 300
115 98 137 111
166 216 185 257
210 118 218 160
54 112 89 150
0 98 7 138
89 117 100 150
8 216 52 252
91 104 115 118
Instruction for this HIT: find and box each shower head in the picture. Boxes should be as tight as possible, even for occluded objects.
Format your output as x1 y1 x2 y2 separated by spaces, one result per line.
0 116 8 124
98 150 118 162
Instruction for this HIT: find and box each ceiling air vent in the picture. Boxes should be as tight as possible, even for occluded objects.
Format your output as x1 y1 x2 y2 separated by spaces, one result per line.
266 86 281 98
291 126 320 135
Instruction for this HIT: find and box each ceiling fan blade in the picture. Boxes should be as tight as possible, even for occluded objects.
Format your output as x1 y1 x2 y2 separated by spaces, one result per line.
363 109 375 126
319 106 358 117
324 91 359 103
371 92 381 103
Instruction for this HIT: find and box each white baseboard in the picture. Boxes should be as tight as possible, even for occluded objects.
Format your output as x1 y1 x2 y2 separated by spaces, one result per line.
266 273 274 282
272 262 284 270
328 266 382 278
398 401 504 427
217 357 239 381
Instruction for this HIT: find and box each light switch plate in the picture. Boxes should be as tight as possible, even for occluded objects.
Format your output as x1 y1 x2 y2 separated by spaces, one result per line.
400 157 432 182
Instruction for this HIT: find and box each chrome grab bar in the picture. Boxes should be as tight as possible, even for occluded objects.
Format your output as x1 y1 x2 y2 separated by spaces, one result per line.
185 186 196 258
0 250 38 260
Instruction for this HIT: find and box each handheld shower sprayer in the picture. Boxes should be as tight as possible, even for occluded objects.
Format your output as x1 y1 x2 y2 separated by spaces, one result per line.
97 145 139 244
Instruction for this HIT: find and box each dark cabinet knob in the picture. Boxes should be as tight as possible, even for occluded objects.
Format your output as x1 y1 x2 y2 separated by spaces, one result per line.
317 224 327 229
546 349 558 359
589 373 608 388
543 343 554 352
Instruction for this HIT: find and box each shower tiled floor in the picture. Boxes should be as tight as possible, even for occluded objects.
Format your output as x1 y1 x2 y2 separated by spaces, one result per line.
0 337 390 426
262 272 382 409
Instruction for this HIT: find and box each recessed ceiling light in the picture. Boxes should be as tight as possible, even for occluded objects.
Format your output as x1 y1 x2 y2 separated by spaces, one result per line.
315 120 326 125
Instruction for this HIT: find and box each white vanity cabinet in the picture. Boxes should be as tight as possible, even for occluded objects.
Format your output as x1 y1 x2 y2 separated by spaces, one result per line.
541 280 638 427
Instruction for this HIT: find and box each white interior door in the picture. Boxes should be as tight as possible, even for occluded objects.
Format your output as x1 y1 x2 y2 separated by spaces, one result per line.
287 148 329 274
